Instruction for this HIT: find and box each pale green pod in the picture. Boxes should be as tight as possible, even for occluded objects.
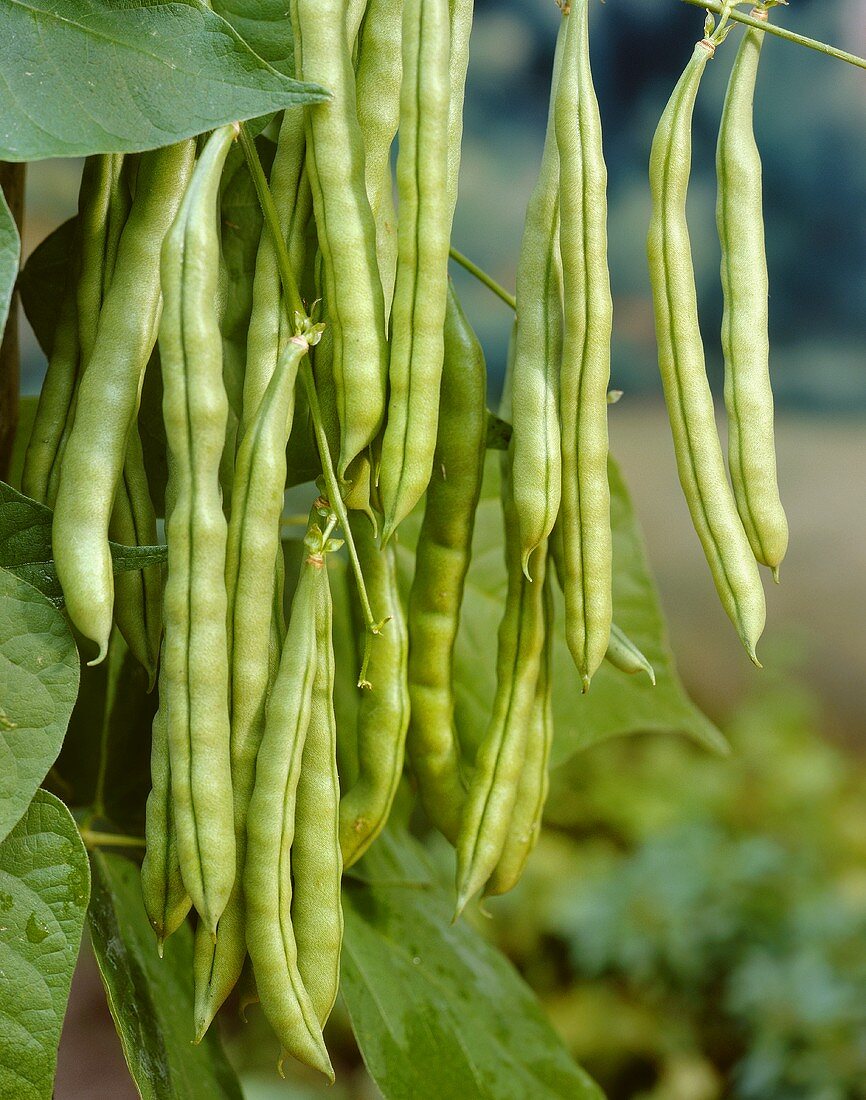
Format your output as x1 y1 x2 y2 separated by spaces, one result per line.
717 13 788 577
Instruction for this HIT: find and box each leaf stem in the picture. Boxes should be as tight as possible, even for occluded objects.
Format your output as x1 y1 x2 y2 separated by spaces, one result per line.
238 122 306 321
449 246 516 311
80 828 147 850
682 0 866 70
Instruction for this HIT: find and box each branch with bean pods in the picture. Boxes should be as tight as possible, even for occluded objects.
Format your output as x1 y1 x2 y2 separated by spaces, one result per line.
35 0 829 1080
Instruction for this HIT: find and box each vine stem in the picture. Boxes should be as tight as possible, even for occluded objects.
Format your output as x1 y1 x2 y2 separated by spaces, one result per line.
682 0 866 71
80 829 147 850
449 246 517 311
239 120 381 681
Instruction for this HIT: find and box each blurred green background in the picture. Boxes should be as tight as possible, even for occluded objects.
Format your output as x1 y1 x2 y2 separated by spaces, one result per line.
26 1 865 1096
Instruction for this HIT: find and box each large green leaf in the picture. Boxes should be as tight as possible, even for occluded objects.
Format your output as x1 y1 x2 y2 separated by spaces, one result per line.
0 569 78 844
342 831 603 1100
17 217 76 358
88 851 243 1100
396 453 725 766
0 183 20 338
0 0 327 162
212 0 295 77
0 481 167 606
0 789 90 1100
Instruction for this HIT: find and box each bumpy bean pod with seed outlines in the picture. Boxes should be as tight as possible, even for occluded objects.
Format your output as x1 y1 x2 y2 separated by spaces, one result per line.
647 39 766 663
717 10 788 578
159 126 237 936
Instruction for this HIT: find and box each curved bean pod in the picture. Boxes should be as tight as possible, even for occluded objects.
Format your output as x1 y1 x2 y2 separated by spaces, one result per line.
717 12 788 577
340 512 409 867
556 0 613 688
647 40 766 663
293 0 388 476
52 140 195 662
159 126 236 936
379 0 453 542
510 13 565 577
406 282 486 844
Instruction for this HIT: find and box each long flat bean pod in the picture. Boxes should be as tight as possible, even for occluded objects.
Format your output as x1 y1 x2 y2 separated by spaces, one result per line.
455 449 548 914
445 0 474 218
379 0 453 542
52 140 195 662
293 0 388 477
244 524 334 1083
484 570 554 898
717 11 788 578
556 0 613 688
406 282 486 844
510 15 565 577
159 126 236 936
647 39 766 663
292 553 343 1025
194 337 309 1037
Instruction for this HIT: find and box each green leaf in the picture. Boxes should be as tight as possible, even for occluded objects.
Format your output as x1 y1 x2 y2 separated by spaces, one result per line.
88 851 243 1100
0 0 327 162
342 831 603 1100
0 789 90 1100
396 453 725 767
0 569 78 844
0 481 167 606
212 0 296 77
18 217 76 358
0 183 20 338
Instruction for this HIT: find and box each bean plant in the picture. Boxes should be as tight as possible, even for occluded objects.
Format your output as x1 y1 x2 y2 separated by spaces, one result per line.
0 1 859 1096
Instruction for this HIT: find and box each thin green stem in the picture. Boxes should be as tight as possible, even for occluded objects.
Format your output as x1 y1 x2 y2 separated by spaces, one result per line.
238 123 306 321
449 246 517 312
80 829 147 850
682 0 866 71
300 359 381 684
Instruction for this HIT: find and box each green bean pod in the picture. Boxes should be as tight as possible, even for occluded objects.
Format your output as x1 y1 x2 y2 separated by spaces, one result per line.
141 649 191 955
293 0 388 477
556 0 613 688
109 429 162 689
379 0 453 542
406 282 486 844
193 338 308 1037
52 140 196 662
75 155 116 364
355 0 403 316
717 13 788 578
292 555 343 1025
455 450 548 915
243 108 312 430
510 15 565 577
340 512 409 867
647 40 766 663
159 126 236 936
445 0 474 217
244 534 333 1083
484 570 554 898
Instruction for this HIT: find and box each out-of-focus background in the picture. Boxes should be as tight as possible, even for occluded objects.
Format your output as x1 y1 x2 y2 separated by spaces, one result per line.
21 0 864 1096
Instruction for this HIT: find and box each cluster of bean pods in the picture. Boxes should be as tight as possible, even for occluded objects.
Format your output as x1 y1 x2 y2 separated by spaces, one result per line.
26 0 788 1079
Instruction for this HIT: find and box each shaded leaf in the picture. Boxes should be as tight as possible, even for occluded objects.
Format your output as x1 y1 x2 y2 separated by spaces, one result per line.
0 183 20 338
0 569 78 844
88 851 243 1100
0 789 90 1100
212 0 295 77
342 831 603 1100
17 217 76 358
0 0 327 162
0 481 166 607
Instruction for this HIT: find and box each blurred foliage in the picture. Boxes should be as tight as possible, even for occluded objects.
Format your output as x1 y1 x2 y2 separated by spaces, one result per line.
483 658 866 1099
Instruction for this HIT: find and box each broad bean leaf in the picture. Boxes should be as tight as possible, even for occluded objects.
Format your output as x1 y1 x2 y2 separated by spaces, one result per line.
212 0 296 77
0 569 78 844
0 184 19 339
0 482 167 607
342 831 603 1100
0 0 327 162
396 453 725 765
17 217 76 358
0 789 90 1100
88 851 243 1100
